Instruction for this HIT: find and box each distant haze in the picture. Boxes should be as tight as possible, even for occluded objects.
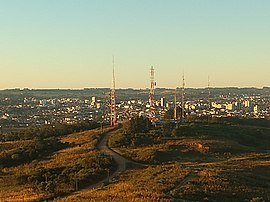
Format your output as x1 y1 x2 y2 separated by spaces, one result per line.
0 1 270 89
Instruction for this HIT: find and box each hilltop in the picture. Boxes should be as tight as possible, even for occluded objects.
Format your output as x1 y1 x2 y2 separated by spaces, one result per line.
62 118 270 201
1 87 270 100
0 118 270 201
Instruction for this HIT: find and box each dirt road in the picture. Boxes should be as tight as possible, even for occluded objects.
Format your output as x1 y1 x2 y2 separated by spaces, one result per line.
97 130 128 180
78 130 128 190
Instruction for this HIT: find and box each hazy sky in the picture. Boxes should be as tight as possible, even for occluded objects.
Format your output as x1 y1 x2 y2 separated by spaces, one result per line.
0 0 269 89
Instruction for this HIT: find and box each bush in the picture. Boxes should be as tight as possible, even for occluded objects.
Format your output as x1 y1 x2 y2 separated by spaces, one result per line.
27 152 115 195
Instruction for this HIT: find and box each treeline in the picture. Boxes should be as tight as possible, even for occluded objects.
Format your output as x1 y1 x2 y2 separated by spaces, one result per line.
109 116 162 148
22 152 115 197
109 117 270 159
170 122 270 149
109 117 270 146
164 108 270 126
220 117 270 128
1 120 100 141
0 121 100 167
0 137 67 167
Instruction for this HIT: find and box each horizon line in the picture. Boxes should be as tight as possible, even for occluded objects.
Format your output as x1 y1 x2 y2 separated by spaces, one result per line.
1 86 270 91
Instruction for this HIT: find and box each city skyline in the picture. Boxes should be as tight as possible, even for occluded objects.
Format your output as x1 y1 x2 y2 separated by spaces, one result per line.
1 1 270 89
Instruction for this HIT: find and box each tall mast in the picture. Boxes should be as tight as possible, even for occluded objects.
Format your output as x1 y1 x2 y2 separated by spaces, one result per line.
174 88 177 120
149 66 156 123
110 56 117 127
208 75 211 124
181 73 185 122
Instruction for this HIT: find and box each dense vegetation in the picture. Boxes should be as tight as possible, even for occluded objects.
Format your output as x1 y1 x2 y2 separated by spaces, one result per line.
172 122 270 149
108 116 158 148
0 137 66 167
109 117 270 164
0 121 100 168
0 126 117 201
26 152 114 196
1 120 100 141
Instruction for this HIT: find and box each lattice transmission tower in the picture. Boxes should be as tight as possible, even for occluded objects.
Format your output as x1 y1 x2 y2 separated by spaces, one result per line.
148 66 156 124
174 88 177 120
110 57 117 127
181 73 185 122
208 75 211 124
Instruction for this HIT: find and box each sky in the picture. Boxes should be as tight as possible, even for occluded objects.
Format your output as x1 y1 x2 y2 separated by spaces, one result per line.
0 0 270 89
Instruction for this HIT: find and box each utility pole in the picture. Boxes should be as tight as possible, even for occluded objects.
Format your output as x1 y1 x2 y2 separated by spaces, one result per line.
110 56 117 127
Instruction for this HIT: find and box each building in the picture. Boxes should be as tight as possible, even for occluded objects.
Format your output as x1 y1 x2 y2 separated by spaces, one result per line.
160 97 166 107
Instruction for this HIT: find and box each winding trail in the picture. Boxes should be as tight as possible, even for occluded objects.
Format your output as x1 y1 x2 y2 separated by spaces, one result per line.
58 129 147 201
77 130 129 191
165 171 198 200
97 130 128 181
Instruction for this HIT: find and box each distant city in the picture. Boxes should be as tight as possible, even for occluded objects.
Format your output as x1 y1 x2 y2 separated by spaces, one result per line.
0 86 269 131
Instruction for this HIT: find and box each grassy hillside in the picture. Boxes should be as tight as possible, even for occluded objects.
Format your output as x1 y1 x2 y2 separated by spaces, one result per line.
101 118 270 201
1 118 270 201
59 153 270 201
0 127 115 201
109 121 270 164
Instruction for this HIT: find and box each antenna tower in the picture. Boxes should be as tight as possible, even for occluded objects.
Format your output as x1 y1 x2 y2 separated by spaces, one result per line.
110 57 117 127
181 73 185 122
149 66 156 123
174 88 177 120
208 75 211 123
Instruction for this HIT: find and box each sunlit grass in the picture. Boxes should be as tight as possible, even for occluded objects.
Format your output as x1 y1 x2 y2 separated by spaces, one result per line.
57 164 188 202
0 127 111 201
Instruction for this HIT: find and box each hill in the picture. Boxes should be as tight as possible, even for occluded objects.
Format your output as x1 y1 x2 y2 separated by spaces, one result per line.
1 117 269 201
0 125 116 201
61 118 270 201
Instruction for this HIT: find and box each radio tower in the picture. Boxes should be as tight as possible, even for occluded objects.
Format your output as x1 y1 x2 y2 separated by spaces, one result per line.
149 66 156 124
174 88 177 120
110 57 117 127
208 75 211 124
181 73 185 122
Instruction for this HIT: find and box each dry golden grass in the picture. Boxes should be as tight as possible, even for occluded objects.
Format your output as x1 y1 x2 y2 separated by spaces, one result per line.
113 134 259 165
172 153 270 201
0 186 41 202
0 140 33 156
0 127 112 201
2 125 269 201
106 132 270 201
58 164 189 202
0 174 42 202
58 182 170 202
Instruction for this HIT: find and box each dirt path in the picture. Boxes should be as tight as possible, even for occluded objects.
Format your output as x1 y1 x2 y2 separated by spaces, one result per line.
57 130 146 201
97 130 128 181
165 172 198 200
75 130 129 191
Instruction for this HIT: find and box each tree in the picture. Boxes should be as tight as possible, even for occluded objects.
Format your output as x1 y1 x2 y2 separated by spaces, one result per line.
124 116 151 134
